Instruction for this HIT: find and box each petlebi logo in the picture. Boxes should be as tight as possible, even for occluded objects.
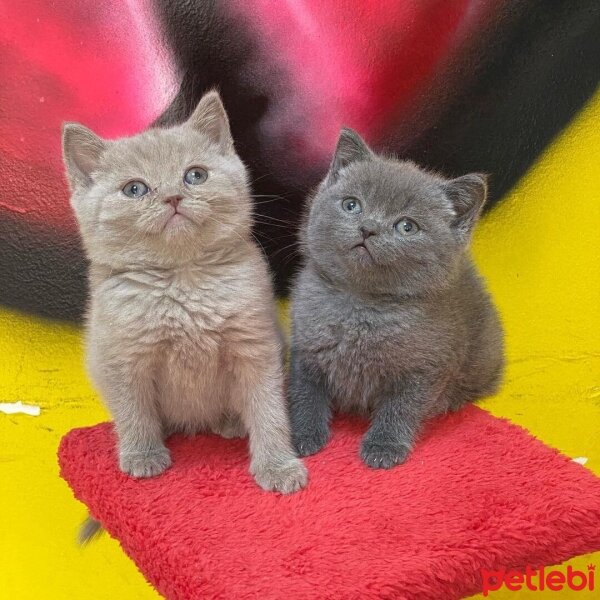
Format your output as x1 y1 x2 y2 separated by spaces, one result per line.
481 564 595 596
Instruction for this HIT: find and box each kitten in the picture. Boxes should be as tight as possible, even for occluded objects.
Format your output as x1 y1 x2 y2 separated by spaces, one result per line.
62 91 307 493
289 128 504 468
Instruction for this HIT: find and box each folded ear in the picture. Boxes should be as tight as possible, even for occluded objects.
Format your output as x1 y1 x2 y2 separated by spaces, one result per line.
187 90 233 153
62 123 106 190
444 173 488 239
326 127 374 185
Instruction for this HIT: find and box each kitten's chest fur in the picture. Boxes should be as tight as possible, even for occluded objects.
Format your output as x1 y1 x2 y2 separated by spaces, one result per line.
317 304 401 412
100 266 237 353
88 260 258 428
292 268 431 411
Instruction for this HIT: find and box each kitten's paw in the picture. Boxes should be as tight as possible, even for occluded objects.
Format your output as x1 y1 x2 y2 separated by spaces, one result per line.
293 429 329 457
360 440 410 469
251 457 308 494
119 446 171 478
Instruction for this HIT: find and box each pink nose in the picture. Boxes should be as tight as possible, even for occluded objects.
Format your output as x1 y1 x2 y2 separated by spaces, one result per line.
165 195 182 208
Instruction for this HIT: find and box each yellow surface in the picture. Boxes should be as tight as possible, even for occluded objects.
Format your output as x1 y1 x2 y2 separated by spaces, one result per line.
1 92 599 599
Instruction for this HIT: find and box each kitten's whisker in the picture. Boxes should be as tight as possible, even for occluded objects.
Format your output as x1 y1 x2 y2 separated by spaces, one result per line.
209 195 300 219
252 220 292 230
278 248 302 270
254 205 301 220
269 241 300 260
248 173 272 187
250 194 297 204
252 213 296 226
250 199 294 208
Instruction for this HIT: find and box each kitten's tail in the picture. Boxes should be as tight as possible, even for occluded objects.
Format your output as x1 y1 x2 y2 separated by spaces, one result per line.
78 514 103 545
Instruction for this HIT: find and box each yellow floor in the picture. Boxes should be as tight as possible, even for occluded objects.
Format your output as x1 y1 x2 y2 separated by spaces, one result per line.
1 93 599 599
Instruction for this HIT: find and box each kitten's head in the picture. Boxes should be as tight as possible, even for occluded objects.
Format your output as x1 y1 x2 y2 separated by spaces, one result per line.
62 91 250 268
303 128 487 296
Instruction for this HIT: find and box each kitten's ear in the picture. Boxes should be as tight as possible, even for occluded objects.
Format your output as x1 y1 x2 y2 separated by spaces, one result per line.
326 127 374 185
444 173 488 239
187 90 234 153
62 123 107 190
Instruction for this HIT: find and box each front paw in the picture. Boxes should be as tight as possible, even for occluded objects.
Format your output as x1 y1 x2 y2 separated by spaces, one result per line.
119 446 171 478
360 439 410 469
251 457 308 494
292 427 329 457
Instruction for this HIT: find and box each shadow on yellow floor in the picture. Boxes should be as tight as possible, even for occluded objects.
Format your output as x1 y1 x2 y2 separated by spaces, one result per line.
1 93 598 599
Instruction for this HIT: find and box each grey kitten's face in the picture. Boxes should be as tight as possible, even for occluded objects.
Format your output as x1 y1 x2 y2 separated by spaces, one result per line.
305 129 487 296
62 91 250 268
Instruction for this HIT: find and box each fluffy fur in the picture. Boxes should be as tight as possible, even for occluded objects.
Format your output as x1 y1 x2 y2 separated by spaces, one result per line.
62 91 306 494
289 128 504 468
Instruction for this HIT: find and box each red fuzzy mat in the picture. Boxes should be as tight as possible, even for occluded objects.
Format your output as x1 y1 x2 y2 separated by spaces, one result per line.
58 406 600 599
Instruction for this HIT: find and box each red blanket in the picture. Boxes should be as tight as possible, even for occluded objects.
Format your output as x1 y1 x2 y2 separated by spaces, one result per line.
59 406 600 599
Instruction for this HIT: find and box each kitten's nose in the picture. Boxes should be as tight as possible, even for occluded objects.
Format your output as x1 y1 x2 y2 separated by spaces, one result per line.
165 195 182 208
360 223 378 239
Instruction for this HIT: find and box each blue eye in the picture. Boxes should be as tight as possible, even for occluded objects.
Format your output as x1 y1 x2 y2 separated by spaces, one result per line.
342 197 362 214
184 167 208 185
395 218 419 236
122 180 149 198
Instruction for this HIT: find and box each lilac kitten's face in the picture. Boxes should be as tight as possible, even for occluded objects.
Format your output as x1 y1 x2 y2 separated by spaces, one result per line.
304 128 488 296
62 91 251 268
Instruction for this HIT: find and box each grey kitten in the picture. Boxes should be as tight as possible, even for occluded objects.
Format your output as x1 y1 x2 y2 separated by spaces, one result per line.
62 91 307 494
289 128 504 468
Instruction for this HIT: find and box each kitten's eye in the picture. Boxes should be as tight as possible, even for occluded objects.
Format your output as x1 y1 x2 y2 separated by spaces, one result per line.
395 218 420 236
342 197 362 214
184 167 208 185
122 180 149 198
